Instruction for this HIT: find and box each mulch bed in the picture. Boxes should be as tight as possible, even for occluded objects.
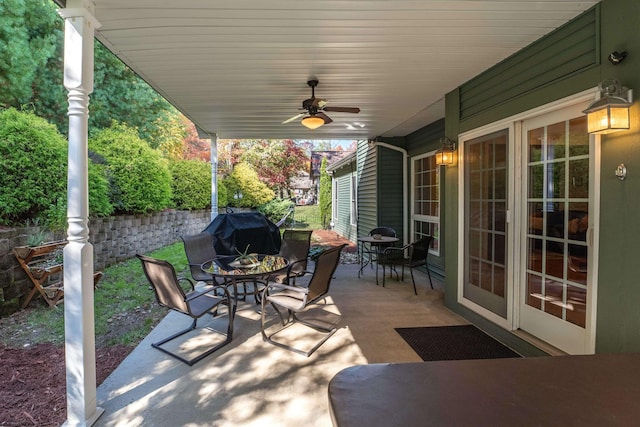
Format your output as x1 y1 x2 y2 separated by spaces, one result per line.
0 344 132 427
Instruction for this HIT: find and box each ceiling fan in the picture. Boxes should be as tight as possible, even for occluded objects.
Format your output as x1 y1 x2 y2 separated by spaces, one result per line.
282 79 360 129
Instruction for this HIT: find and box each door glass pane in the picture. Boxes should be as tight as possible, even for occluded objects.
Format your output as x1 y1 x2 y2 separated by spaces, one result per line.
464 129 508 318
525 118 589 328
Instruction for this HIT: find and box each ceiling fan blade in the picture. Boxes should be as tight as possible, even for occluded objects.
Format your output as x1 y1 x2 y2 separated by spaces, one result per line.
316 112 333 124
282 113 306 124
323 106 360 114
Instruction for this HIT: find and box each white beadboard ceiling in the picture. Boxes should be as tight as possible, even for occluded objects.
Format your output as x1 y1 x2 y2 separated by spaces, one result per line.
61 0 599 140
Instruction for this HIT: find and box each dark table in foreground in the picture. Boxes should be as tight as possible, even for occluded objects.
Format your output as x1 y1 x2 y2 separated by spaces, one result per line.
328 353 640 427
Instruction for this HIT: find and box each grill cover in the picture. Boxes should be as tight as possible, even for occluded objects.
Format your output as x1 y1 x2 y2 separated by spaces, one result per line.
203 212 281 255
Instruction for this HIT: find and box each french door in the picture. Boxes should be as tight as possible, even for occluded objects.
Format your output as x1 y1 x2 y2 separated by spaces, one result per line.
519 104 597 354
460 96 599 354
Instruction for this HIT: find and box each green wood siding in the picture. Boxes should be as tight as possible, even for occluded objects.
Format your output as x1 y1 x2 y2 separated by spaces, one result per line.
459 7 598 121
406 119 445 156
357 141 377 238
332 172 357 242
377 146 404 239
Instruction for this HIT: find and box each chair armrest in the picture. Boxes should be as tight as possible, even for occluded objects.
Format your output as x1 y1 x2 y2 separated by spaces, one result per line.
382 244 409 255
266 282 309 294
185 284 230 302
178 276 196 291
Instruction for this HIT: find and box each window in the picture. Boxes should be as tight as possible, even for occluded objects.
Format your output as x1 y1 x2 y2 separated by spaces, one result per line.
412 152 439 255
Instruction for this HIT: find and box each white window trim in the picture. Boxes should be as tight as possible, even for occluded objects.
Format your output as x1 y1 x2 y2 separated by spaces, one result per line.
411 149 440 256
350 172 357 226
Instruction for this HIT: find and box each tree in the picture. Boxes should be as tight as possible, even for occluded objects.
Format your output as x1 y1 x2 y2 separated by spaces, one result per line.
0 0 60 108
182 118 211 161
155 110 188 160
90 43 176 142
319 157 332 229
242 139 308 198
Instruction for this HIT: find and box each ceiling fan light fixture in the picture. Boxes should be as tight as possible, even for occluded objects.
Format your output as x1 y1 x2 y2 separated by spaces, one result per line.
301 115 325 129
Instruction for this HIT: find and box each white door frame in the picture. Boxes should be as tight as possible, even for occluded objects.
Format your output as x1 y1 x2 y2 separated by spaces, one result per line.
457 88 599 353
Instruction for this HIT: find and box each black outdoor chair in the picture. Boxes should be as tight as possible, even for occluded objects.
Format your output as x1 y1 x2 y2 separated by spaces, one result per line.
137 254 234 365
270 229 313 286
381 236 434 294
181 232 223 286
260 244 346 357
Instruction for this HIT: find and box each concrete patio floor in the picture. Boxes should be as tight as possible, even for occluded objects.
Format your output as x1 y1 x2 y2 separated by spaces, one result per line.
94 263 466 427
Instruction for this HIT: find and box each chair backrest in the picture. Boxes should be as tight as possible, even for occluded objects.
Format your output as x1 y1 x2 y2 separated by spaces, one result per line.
137 254 189 314
369 227 396 238
306 244 346 303
181 233 217 281
279 230 313 276
282 229 313 242
409 236 434 264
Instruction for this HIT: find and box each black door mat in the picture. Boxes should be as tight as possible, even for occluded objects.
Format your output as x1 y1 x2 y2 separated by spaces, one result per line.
395 325 521 361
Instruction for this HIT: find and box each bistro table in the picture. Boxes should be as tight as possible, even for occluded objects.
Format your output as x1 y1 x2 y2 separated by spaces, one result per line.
328 354 640 427
202 254 289 305
357 235 399 282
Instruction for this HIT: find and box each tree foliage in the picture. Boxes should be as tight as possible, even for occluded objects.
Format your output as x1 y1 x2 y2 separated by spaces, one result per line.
89 123 172 214
183 118 211 161
90 43 177 143
223 162 274 208
241 139 309 198
319 157 332 229
0 0 61 108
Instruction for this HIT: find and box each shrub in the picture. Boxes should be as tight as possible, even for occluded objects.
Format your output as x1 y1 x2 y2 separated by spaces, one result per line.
217 178 228 208
223 162 274 208
89 123 172 213
0 108 114 228
169 159 211 209
0 108 67 225
258 198 294 225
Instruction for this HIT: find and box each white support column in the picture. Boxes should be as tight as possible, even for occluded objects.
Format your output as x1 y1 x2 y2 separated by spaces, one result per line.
209 133 219 220
58 1 103 426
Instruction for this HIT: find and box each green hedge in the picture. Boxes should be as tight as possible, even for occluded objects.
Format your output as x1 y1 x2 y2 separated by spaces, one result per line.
169 159 211 209
89 122 172 214
0 108 113 227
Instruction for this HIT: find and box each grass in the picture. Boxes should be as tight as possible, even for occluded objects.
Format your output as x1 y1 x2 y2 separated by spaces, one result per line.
293 205 323 230
0 242 188 348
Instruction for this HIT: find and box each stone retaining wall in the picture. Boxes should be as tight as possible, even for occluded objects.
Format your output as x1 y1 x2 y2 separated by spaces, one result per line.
0 209 211 315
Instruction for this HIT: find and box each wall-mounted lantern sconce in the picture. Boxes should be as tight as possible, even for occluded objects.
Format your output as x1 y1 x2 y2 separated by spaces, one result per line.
583 79 633 134
435 137 456 165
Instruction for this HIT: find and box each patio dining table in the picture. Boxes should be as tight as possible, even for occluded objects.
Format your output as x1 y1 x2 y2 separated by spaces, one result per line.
357 235 399 282
202 254 289 305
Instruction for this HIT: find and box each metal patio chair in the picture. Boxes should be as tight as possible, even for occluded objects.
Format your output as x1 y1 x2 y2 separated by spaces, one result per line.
260 244 346 357
137 254 234 365
381 236 434 294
